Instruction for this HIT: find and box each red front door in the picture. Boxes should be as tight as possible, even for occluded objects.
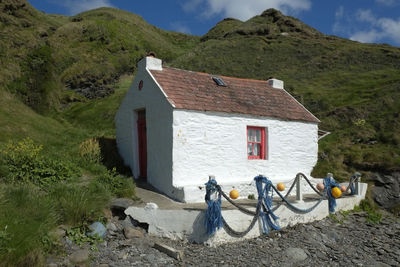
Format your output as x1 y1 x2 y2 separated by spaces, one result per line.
137 110 147 179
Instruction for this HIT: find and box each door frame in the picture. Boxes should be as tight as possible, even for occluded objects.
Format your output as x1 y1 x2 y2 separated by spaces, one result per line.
136 109 147 179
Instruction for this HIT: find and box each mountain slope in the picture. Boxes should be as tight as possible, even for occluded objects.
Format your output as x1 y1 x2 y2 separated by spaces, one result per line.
0 0 199 112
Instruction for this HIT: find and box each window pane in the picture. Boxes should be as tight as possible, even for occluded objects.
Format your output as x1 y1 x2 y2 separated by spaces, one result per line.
254 144 260 156
248 129 253 142
255 129 261 142
248 143 253 155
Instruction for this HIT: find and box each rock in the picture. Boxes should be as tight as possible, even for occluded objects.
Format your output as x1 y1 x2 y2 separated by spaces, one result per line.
144 202 159 210
326 229 340 242
121 216 136 228
123 226 144 239
69 249 89 264
284 247 308 263
103 208 113 220
371 172 400 209
106 222 118 232
153 242 184 261
49 227 65 239
88 222 107 238
111 198 135 210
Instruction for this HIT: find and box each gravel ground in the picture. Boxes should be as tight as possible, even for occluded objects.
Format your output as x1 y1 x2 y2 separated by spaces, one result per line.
48 211 400 266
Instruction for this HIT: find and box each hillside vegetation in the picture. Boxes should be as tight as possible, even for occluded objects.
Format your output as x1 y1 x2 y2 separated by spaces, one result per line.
0 1 399 264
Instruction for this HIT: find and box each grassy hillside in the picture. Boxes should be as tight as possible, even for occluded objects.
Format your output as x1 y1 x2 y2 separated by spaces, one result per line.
0 0 199 113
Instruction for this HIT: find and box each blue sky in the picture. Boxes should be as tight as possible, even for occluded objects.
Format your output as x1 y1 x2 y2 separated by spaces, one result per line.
27 0 400 47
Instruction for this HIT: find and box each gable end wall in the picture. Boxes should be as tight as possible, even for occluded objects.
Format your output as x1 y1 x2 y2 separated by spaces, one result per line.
115 68 178 198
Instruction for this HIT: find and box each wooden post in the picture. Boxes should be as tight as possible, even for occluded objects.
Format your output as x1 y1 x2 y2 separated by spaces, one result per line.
296 176 303 202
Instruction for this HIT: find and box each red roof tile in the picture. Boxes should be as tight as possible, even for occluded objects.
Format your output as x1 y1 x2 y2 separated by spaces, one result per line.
150 67 319 123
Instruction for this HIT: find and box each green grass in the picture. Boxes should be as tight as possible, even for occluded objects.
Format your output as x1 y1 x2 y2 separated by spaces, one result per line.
0 184 59 266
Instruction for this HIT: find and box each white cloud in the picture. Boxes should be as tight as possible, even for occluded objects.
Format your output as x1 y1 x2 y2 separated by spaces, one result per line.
332 6 345 33
335 5 344 18
170 22 192 34
57 0 114 15
333 7 400 45
377 17 400 43
355 9 376 23
375 0 400 6
349 9 400 44
182 0 203 13
183 0 311 21
350 30 384 43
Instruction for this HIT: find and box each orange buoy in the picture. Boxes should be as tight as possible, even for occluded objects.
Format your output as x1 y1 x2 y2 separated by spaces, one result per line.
230 189 239 199
316 183 325 191
332 187 342 198
340 185 347 192
277 183 285 191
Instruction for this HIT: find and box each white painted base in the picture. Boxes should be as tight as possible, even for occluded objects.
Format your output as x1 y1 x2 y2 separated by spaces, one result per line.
125 183 368 246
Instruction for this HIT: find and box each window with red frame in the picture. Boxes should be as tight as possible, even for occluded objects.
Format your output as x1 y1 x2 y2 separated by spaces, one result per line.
247 126 266 160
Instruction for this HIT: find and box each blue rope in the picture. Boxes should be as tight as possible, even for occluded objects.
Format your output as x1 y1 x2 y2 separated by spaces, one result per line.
204 179 223 235
254 175 280 234
323 176 340 213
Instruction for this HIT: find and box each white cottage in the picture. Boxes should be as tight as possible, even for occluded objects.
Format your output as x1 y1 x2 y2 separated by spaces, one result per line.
115 56 320 203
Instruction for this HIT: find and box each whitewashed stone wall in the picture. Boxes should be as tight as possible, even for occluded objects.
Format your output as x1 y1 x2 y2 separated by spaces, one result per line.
115 63 180 199
172 110 318 202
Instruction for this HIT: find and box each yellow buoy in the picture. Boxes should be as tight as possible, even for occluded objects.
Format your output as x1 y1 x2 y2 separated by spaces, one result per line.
230 189 239 199
277 182 285 191
332 187 342 198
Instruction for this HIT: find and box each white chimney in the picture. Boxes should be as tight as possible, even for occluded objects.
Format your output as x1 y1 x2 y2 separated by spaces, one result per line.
138 56 162 71
267 78 284 89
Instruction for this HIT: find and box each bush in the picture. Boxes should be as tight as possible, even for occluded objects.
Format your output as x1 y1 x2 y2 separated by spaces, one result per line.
0 138 80 188
49 183 110 226
79 137 102 163
97 168 135 198
354 199 382 224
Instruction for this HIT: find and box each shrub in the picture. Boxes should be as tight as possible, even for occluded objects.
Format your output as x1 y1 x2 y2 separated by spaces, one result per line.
0 138 80 188
49 184 110 226
97 168 135 198
79 137 102 163
354 199 382 224
66 226 103 250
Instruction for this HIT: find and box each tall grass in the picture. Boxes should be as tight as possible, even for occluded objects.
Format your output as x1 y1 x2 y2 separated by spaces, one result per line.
0 185 58 266
49 183 110 226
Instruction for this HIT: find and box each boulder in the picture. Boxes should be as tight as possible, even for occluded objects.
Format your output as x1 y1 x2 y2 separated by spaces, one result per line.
371 172 400 209
88 222 107 238
123 226 144 239
110 198 135 213
284 247 308 263
69 249 89 264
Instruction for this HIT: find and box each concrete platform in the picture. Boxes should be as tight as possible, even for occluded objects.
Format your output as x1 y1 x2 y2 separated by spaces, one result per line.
126 181 368 246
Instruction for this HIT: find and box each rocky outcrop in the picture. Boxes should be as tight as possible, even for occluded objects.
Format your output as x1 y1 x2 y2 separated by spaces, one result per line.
371 172 400 210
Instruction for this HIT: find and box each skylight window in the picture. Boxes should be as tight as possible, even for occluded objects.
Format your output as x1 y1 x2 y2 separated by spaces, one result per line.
212 76 227 87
